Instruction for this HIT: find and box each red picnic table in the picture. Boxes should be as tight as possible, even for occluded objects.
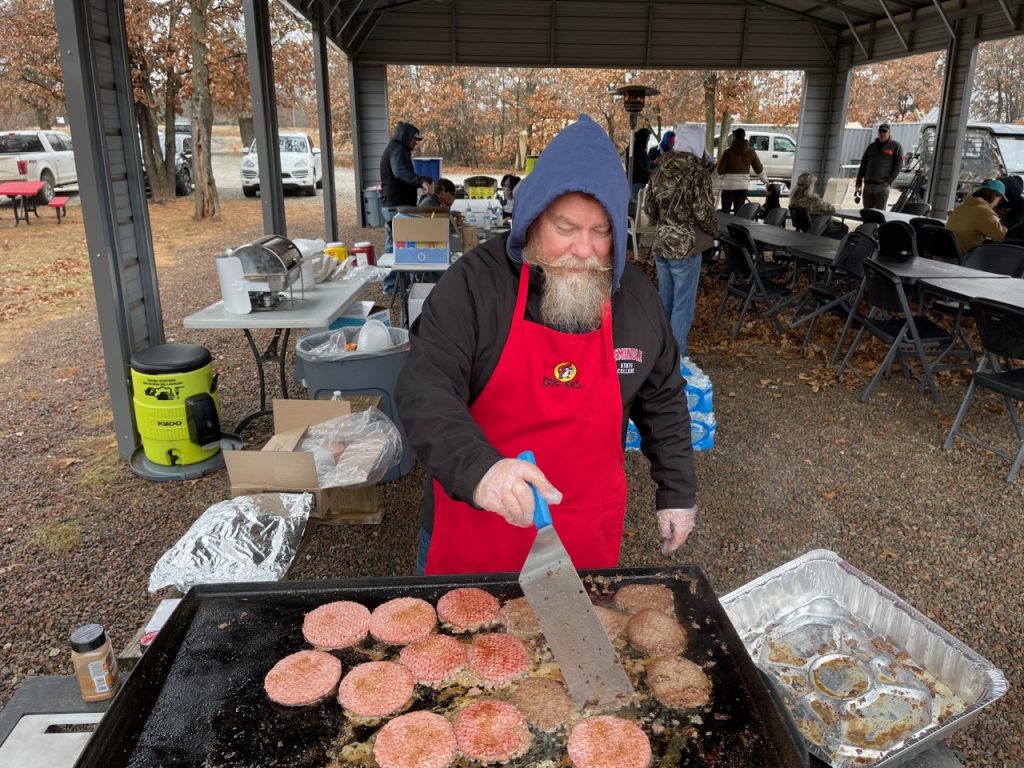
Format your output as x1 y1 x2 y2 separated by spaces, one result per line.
0 180 46 226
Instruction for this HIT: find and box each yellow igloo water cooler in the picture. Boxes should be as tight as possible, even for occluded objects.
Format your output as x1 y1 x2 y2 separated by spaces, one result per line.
129 344 223 476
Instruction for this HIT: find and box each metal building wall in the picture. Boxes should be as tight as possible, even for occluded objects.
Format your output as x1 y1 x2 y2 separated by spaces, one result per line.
794 60 853 190
54 0 163 462
349 62 390 227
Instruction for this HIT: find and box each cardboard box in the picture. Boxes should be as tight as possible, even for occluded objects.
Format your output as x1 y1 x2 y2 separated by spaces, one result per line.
224 399 383 525
393 214 449 265
408 283 434 327
329 300 391 330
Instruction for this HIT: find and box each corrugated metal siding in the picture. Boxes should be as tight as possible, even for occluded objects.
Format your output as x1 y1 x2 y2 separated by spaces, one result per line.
349 61 389 226
350 1 836 69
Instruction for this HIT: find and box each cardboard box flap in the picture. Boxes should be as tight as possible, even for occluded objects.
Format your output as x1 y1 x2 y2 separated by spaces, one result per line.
393 215 450 243
224 450 319 490
272 399 350 433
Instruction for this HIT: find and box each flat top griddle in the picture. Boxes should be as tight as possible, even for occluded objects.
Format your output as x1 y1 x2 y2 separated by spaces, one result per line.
75 567 807 768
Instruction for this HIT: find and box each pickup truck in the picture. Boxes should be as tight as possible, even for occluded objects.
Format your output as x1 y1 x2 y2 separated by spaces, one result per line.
0 130 78 203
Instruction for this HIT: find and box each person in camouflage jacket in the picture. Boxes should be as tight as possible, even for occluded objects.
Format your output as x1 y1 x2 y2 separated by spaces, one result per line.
644 127 718 358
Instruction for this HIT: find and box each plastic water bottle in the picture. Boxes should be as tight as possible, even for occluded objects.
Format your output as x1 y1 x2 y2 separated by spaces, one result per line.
625 420 642 451
685 372 714 414
691 411 717 452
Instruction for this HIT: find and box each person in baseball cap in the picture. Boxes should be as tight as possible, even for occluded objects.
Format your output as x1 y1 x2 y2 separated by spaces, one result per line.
946 177 1008 253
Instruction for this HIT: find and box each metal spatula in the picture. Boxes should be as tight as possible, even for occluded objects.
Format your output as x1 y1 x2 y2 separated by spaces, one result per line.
516 450 635 710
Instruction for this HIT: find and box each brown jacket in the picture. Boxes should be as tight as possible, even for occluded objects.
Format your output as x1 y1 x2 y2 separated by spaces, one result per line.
946 196 1007 253
715 139 764 176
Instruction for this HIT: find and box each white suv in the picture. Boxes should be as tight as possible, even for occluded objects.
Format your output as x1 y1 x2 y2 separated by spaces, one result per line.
240 133 322 197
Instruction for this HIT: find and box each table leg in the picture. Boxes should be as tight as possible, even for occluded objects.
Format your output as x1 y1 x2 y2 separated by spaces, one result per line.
234 327 290 434
22 196 31 226
398 272 410 328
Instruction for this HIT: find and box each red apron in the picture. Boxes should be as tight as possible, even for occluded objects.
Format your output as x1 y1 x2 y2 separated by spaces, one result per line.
425 263 627 575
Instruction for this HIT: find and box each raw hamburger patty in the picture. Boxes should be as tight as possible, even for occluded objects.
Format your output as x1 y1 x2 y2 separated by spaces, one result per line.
302 600 370 649
594 605 629 640
567 715 652 768
498 597 542 635
627 608 687 656
467 633 531 684
454 699 533 764
646 655 712 709
369 597 437 645
613 584 675 616
264 650 342 707
510 676 575 732
373 711 458 768
437 587 500 632
398 634 467 685
337 661 415 718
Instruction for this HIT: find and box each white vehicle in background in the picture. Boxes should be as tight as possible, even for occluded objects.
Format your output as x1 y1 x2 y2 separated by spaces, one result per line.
0 130 78 203
240 133 322 197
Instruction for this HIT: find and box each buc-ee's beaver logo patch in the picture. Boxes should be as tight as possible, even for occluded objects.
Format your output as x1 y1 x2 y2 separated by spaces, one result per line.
544 361 582 388
554 362 577 382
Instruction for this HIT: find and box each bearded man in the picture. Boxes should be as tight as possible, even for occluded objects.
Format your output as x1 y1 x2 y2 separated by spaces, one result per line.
395 115 698 576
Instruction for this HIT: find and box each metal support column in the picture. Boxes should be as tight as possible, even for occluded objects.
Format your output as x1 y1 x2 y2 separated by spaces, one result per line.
795 54 852 192
929 17 979 217
54 0 164 463
313 7 339 242
349 61 390 226
243 0 286 236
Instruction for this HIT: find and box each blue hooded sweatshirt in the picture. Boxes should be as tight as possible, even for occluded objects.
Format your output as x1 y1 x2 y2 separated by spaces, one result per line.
507 115 629 292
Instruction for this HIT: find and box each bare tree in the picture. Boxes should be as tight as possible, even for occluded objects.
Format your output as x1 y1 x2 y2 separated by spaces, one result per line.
191 0 220 220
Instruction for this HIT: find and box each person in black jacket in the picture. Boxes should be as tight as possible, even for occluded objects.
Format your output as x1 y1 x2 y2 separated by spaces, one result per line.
380 121 432 254
395 115 697 576
855 123 903 210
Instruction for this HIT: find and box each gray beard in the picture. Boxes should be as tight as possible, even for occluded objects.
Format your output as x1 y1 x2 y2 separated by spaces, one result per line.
523 240 612 332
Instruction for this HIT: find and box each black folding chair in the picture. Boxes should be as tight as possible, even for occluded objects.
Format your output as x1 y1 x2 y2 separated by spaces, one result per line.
808 214 834 237
736 202 761 220
859 208 887 225
876 221 919 261
855 222 879 237
943 298 1024 483
917 224 962 263
901 201 933 217
713 234 791 341
789 231 878 356
726 223 790 282
763 207 788 228
835 259 953 402
931 242 1024 369
788 206 812 232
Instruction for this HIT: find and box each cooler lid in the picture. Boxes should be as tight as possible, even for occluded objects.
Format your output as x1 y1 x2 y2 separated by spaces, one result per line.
131 344 212 374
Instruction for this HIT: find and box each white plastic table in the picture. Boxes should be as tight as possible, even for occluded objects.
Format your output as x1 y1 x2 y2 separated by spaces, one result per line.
184 278 367 431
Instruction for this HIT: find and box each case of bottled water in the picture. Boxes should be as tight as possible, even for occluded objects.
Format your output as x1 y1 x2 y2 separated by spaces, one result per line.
681 357 716 452
625 420 642 451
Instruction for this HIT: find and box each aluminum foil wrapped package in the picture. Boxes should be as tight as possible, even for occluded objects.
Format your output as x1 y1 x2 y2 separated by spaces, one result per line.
296 406 402 488
148 493 313 594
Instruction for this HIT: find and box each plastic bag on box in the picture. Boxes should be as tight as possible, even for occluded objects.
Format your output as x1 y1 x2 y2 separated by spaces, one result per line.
297 407 402 488
148 493 313 594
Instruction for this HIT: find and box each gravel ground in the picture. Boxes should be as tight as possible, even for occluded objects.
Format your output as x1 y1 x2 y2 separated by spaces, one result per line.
0 158 1021 766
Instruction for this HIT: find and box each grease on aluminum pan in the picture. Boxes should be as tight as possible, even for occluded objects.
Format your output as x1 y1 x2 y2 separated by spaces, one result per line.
720 549 1008 768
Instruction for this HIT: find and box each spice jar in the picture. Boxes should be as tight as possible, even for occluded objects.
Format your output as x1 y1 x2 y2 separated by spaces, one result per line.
70 623 120 702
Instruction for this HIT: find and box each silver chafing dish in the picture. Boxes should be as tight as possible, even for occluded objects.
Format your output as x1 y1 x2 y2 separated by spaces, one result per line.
216 234 302 312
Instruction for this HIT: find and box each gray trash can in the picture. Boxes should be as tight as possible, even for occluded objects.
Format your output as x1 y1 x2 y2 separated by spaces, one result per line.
362 187 384 228
295 327 413 483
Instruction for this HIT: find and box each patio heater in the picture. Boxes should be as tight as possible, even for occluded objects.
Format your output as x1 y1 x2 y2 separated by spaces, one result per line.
610 84 660 207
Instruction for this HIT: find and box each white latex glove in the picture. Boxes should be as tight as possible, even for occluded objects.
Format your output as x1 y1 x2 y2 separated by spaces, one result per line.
473 458 563 527
657 507 696 554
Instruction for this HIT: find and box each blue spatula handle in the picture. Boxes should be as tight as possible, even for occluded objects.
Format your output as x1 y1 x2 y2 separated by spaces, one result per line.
517 450 552 530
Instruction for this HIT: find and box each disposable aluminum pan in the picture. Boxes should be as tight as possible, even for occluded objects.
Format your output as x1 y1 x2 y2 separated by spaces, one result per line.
719 549 1007 768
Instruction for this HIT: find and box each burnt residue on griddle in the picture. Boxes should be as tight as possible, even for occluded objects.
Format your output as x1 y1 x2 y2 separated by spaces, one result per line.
101 573 802 768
